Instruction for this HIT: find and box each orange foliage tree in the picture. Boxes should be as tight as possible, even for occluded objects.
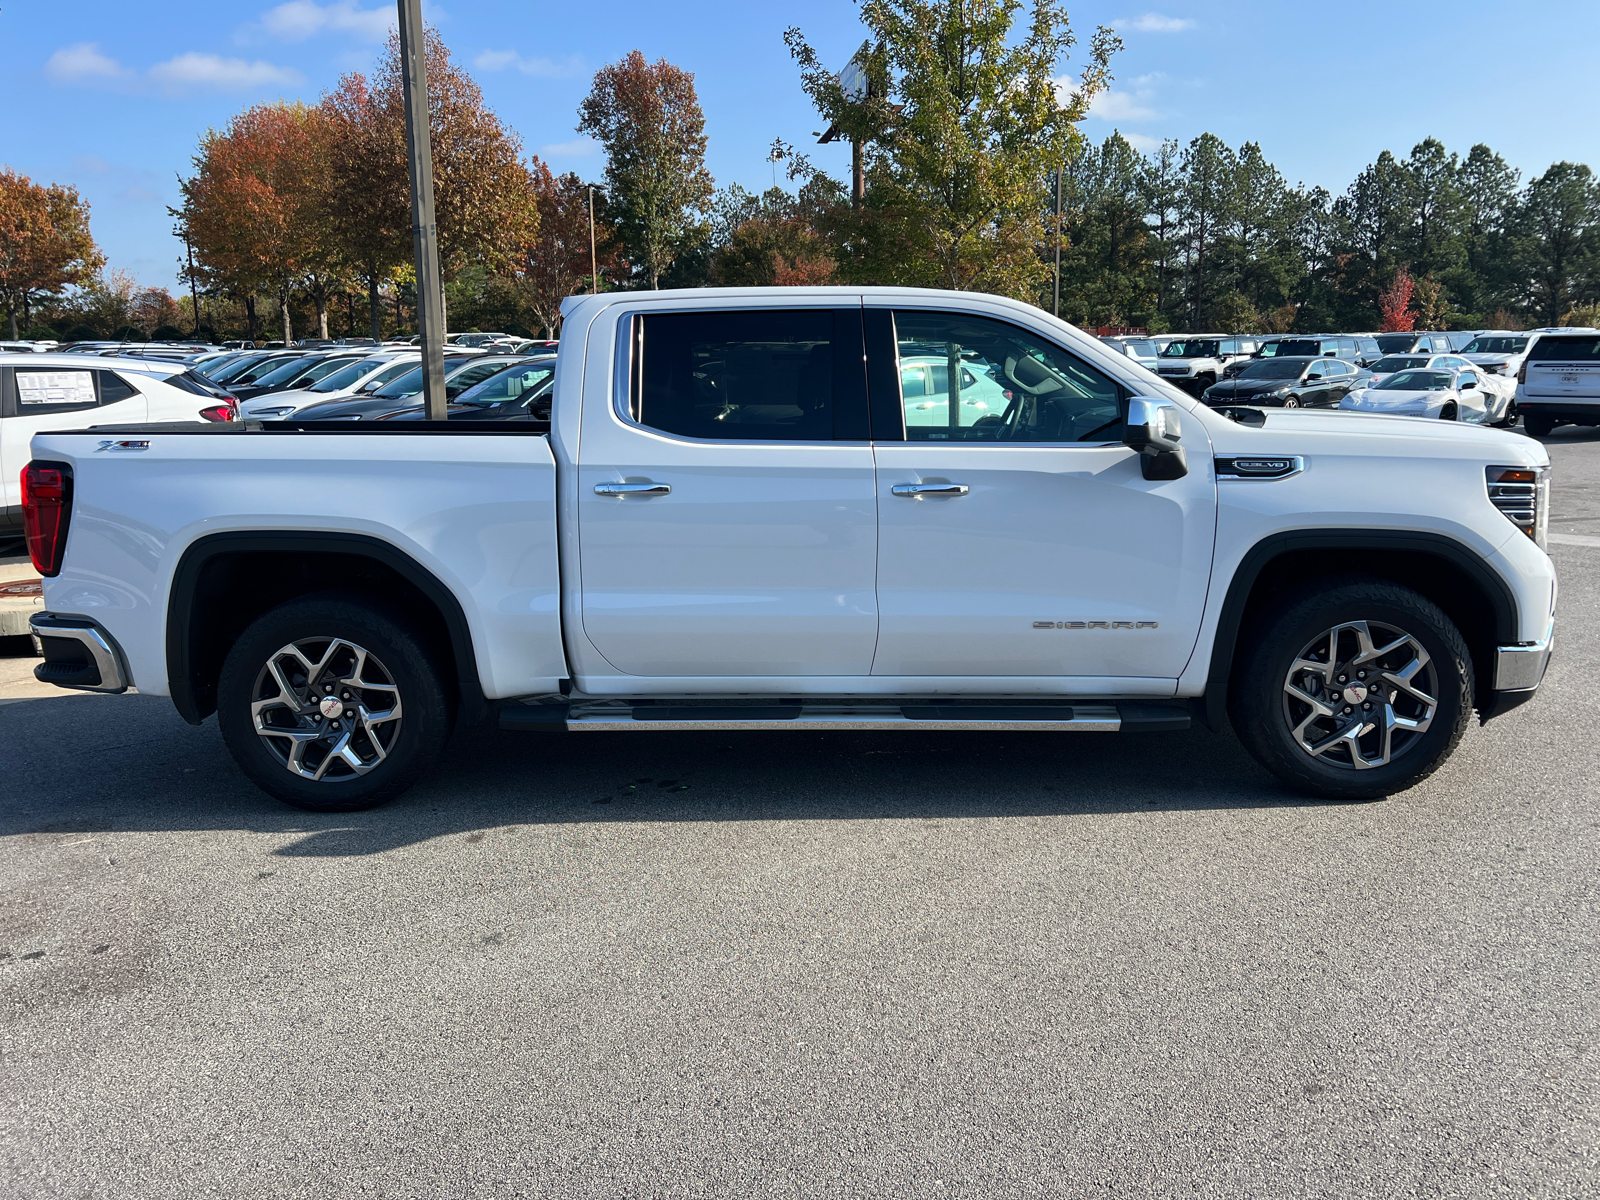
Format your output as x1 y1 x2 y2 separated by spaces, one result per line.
517 161 625 337
0 168 104 339
1378 267 1416 332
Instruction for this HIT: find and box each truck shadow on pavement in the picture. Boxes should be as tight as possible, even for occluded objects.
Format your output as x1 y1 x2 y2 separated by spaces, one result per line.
0 692 1362 857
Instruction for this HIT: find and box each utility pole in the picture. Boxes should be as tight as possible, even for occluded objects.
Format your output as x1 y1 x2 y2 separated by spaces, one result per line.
1053 166 1063 319
397 0 447 421
185 233 201 337
588 187 598 294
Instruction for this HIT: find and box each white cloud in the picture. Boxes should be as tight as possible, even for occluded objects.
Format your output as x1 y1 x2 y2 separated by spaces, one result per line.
1089 90 1159 121
243 0 393 43
539 138 600 158
1116 131 1163 152
1116 13 1196 32
46 42 133 84
149 52 305 91
474 49 585 79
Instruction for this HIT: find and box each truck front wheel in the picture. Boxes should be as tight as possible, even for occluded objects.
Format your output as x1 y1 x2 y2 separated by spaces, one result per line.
1230 578 1473 800
217 595 453 811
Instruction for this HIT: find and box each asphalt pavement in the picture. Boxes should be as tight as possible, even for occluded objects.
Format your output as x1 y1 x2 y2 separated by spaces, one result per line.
1 428 1597 1199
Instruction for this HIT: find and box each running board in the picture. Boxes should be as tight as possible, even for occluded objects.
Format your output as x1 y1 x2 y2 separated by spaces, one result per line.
499 702 1189 733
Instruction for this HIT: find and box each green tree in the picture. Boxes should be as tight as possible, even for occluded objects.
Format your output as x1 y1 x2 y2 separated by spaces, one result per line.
1179 133 1237 327
1515 162 1600 324
578 50 715 289
787 0 1118 299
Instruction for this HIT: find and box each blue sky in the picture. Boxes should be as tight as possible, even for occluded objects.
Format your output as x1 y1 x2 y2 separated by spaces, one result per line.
7 0 1600 291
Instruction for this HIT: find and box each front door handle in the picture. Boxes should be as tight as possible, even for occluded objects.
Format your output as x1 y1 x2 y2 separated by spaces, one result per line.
891 482 969 498
594 481 671 496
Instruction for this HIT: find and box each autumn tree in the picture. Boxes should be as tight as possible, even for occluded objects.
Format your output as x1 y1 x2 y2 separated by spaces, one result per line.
518 162 624 336
1378 267 1416 332
0 169 104 339
787 0 1117 299
578 51 714 289
372 28 538 320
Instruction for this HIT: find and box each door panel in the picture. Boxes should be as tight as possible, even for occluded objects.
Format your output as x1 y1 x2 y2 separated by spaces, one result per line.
872 444 1215 677
2 368 147 510
575 306 879 678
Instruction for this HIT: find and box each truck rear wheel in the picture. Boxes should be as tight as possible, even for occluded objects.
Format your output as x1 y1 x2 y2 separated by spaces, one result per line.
1523 412 1554 437
217 595 452 811
1229 578 1473 801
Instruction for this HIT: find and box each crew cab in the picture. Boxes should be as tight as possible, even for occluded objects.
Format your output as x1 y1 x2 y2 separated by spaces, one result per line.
23 288 1556 812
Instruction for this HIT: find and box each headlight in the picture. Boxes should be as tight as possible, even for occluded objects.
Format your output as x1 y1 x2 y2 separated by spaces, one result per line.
251 406 297 417
1486 465 1550 550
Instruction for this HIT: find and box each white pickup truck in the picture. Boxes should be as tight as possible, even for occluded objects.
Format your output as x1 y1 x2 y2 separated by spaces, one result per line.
22 288 1556 812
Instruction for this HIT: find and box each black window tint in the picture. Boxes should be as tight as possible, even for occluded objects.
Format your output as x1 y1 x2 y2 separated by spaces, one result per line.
96 371 141 403
1528 337 1600 362
633 309 863 441
892 310 1122 443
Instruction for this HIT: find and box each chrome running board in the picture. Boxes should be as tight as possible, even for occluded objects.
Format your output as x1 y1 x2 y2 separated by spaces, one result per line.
499 702 1190 734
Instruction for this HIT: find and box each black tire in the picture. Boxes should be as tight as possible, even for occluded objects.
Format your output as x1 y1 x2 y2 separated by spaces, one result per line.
217 594 453 811
1229 577 1473 801
1523 412 1555 438
1440 402 1458 420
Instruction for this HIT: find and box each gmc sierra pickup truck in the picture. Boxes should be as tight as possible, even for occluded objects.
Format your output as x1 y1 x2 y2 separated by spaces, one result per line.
22 287 1556 812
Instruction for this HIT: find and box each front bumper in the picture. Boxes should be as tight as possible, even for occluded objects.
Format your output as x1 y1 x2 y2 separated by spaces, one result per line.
29 613 130 693
1480 620 1553 722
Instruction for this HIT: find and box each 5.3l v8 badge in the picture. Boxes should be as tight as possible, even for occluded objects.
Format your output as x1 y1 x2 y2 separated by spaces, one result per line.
1034 620 1159 630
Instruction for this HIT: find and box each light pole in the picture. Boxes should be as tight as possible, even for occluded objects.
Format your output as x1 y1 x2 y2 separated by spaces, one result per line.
397 0 447 421
1053 166 1063 319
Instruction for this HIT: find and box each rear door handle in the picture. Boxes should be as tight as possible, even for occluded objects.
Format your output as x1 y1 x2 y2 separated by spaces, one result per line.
891 483 969 498
594 481 671 496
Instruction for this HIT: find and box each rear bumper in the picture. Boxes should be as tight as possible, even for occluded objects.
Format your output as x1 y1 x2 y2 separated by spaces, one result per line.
28 612 130 693
1517 399 1600 417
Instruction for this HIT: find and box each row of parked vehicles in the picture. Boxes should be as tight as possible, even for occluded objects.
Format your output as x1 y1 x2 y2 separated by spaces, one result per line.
1099 327 1600 434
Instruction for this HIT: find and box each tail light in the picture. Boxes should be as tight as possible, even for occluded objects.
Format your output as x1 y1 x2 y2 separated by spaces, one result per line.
199 397 240 422
1486 465 1550 550
1517 359 1528 385
21 461 73 577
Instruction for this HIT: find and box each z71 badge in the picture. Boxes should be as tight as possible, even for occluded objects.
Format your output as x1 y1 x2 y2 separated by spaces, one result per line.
1034 620 1158 630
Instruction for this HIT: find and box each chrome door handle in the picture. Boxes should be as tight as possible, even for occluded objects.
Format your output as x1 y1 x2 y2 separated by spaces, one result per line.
594 481 671 496
891 482 969 497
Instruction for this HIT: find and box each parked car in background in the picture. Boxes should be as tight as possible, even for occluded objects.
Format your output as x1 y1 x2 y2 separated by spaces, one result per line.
1459 332 1530 380
1154 336 1260 394
221 340 255 350
1516 330 1600 436
378 357 559 423
1341 367 1495 423
1 353 238 539
1099 336 1160 371
230 352 366 400
1201 356 1368 408
239 353 430 420
289 354 529 421
0 341 51 353
1373 332 1454 355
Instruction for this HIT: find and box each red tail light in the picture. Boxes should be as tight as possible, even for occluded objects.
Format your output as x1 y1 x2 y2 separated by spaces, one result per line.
21 461 73 577
1517 359 1528 385
199 397 240 422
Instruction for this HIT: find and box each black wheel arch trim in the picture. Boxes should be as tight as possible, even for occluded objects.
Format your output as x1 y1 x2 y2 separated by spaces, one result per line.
1198 529 1518 733
166 530 486 727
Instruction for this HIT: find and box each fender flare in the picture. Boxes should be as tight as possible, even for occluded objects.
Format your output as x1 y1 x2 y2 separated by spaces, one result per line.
166 530 485 726
1198 529 1519 732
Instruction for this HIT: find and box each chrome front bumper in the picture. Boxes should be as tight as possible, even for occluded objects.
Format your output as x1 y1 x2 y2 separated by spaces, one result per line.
1493 622 1554 693
29 613 130 693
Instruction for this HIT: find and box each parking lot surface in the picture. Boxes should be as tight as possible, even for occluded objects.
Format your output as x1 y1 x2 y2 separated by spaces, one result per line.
2 431 1597 1199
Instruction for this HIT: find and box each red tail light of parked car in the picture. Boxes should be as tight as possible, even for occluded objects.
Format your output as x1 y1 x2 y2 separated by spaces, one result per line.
21 461 74 577
199 397 240 422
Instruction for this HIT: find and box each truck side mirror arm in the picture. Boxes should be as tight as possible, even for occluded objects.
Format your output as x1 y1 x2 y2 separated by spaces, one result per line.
1123 397 1189 481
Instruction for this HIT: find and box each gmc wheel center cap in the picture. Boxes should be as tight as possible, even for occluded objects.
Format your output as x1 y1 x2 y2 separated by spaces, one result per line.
1341 683 1369 705
319 695 344 718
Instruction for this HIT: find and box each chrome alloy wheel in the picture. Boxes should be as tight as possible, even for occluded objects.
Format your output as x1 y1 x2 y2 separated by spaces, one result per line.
250 638 403 781
1281 620 1437 770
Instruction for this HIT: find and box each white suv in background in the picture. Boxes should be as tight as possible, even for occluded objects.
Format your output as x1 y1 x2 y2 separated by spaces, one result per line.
1516 328 1600 436
1460 332 1531 381
1154 336 1261 394
2 353 238 541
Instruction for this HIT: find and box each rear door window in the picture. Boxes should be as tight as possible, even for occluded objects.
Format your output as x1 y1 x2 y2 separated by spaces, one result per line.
1527 337 1600 362
629 309 867 442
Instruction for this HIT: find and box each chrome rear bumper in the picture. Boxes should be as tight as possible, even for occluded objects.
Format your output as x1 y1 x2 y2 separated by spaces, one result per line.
29 613 129 693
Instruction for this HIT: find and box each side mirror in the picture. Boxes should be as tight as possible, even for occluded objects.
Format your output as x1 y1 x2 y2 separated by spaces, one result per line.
1306 371 1323 381
1123 397 1188 480
1461 377 1477 388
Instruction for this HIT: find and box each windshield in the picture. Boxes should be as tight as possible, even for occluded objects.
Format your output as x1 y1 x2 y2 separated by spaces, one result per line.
310 359 383 393
455 360 557 406
1374 334 1419 353
1161 340 1221 358
1462 337 1528 354
1273 339 1328 357
1378 370 1453 391
252 357 323 387
210 354 274 383
1236 359 1305 380
1373 356 1429 373
374 366 425 399
295 356 360 385
1123 340 1155 356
